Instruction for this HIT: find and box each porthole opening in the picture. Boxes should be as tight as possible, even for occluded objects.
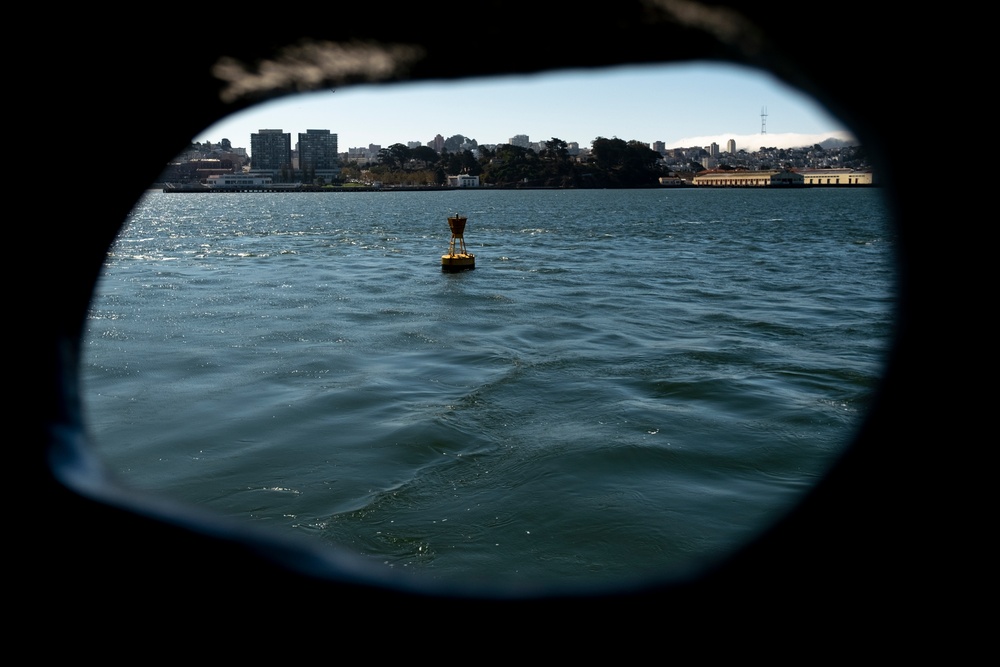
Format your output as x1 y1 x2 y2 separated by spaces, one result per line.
79 63 896 594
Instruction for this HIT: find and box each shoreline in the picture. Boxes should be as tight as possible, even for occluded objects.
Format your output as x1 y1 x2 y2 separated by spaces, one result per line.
158 183 878 193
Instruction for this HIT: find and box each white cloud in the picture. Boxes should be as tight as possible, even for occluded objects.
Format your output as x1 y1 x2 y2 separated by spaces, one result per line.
667 131 857 151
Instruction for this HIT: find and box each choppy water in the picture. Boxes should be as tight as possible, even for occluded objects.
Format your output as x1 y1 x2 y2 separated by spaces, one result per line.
82 187 895 587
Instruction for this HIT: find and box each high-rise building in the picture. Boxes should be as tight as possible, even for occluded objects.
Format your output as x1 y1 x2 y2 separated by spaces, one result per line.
509 134 530 148
297 129 339 182
251 129 291 176
727 139 737 154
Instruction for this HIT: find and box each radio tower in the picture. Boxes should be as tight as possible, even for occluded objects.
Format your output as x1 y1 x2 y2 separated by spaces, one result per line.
761 106 767 135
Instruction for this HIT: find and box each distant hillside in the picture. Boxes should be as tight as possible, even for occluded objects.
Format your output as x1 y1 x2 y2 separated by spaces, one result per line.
817 137 857 149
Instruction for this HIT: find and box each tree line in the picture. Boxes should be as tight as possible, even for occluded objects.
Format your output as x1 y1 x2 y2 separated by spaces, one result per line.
340 137 671 188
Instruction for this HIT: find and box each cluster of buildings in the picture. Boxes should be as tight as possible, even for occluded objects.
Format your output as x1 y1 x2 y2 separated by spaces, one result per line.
162 128 873 188
676 139 875 186
160 129 340 185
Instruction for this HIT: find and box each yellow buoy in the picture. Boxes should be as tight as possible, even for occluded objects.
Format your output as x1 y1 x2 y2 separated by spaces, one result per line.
441 213 475 272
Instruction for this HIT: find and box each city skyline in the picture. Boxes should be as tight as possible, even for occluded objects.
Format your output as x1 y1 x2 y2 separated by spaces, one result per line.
195 62 856 155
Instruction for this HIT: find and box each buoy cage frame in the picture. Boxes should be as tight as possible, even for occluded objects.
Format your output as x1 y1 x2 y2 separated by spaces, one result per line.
442 214 475 272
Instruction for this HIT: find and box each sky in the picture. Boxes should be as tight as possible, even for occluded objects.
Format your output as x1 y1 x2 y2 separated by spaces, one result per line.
194 61 855 155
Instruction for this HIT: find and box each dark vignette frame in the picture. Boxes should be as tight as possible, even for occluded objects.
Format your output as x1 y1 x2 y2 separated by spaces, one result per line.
29 2 936 632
